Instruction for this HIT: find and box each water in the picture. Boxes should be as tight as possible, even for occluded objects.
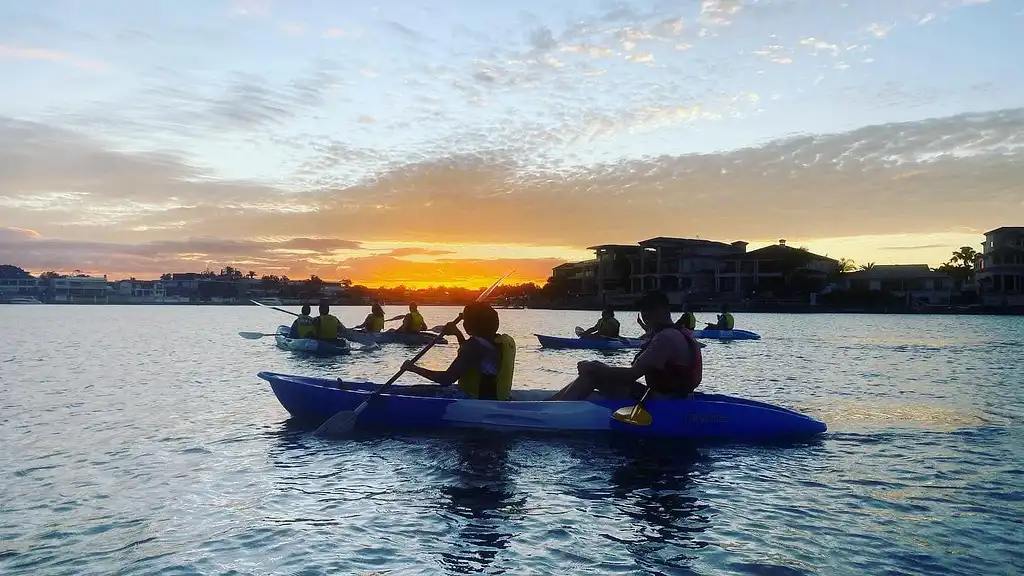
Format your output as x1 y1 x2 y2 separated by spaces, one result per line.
1 306 1022 575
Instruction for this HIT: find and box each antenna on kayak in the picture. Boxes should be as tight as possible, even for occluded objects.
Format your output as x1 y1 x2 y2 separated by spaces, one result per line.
612 386 653 426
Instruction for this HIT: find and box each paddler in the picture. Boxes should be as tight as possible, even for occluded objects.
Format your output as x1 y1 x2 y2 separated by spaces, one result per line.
679 304 697 331
400 302 517 400
704 303 735 331
580 307 621 339
388 302 427 333
312 303 345 340
354 302 386 333
550 291 701 401
288 304 317 338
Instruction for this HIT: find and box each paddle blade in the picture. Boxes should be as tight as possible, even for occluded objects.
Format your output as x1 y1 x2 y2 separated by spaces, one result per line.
315 408 360 436
239 331 268 339
574 326 585 337
612 404 653 426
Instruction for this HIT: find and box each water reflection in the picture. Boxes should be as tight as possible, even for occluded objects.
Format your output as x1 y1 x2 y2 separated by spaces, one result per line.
435 433 524 574
608 444 712 569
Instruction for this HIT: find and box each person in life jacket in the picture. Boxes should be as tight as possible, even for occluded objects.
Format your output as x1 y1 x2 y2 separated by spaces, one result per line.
550 290 702 401
679 304 697 331
312 303 345 340
400 302 516 400
704 303 735 331
388 302 427 333
581 307 621 339
288 304 317 338
354 302 386 333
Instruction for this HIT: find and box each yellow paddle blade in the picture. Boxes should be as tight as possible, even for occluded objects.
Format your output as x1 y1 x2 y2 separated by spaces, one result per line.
612 404 652 426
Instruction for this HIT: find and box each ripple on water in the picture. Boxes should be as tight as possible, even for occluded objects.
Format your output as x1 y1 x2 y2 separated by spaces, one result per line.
0 308 1022 575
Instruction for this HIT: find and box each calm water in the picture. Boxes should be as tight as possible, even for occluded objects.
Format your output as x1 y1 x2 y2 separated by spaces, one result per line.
1 305 1022 575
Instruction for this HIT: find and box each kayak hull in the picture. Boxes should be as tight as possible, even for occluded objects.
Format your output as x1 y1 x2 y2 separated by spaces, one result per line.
536 334 644 350
692 329 761 340
537 329 760 349
256 371 827 440
342 328 448 346
274 326 352 356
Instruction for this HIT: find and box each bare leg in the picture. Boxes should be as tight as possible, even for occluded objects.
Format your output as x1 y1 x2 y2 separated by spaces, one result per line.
549 373 597 401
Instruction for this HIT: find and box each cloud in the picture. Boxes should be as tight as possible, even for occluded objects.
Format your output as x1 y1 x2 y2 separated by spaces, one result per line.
386 247 457 258
878 244 948 251
3 107 1023 273
280 21 305 36
231 0 271 18
0 45 108 71
700 0 743 26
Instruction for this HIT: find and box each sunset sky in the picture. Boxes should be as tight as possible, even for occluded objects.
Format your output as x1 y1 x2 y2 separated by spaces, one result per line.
1 0 1022 288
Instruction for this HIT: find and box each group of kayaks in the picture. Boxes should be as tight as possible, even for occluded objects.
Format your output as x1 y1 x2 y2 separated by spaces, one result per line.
273 325 447 356
534 326 760 350
255 309 826 441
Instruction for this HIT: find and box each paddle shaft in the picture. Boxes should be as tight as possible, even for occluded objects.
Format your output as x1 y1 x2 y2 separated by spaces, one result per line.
250 300 299 317
317 270 515 435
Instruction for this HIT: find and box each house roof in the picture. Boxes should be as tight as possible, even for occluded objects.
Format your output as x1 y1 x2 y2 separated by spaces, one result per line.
845 264 951 280
586 244 640 251
735 244 837 263
984 226 1024 235
637 237 734 248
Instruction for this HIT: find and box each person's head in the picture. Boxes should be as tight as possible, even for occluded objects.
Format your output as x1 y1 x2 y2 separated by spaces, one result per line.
637 291 672 328
319 303 330 315
681 302 691 313
409 302 418 312
602 306 615 318
721 303 729 313
371 302 384 316
462 302 499 338
301 304 311 316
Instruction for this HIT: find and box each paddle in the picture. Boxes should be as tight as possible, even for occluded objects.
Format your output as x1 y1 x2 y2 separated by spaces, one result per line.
249 300 379 348
575 325 635 346
612 386 653 426
315 270 515 437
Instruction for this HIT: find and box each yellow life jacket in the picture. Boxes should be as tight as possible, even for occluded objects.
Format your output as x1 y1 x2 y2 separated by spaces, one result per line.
722 312 735 330
403 310 426 332
295 315 317 338
458 334 516 400
681 312 696 331
367 314 384 333
316 314 341 339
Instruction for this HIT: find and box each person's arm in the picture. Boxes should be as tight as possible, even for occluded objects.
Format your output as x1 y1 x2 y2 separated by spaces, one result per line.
593 332 672 381
403 340 481 385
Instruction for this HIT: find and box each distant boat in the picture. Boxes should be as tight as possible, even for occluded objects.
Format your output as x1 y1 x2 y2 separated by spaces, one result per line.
5 296 42 304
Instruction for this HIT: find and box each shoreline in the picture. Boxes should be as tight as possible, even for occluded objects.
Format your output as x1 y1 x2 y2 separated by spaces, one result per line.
2 300 1022 315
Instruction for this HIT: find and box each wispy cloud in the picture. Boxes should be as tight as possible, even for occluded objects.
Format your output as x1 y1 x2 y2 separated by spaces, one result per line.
0 45 108 71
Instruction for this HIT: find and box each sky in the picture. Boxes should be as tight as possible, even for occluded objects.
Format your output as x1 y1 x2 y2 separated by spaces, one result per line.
1 0 1022 287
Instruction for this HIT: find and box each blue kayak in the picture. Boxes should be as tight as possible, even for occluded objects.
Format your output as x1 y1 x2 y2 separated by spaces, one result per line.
341 328 448 346
536 334 646 350
274 325 351 356
693 329 761 340
256 371 827 440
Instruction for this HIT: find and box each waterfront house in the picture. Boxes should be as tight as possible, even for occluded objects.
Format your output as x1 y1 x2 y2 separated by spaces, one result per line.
841 264 955 305
976 226 1024 305
719 241 837 299
48 275 111 303
0 277 45 301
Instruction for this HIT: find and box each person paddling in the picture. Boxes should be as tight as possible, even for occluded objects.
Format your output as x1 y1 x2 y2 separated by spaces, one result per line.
400 302 517 400
288 304 316 338
580 307 621 339
312 303 345 340
551 291 702 401
388 302 427 333
704 303 735 331
355 302 386 333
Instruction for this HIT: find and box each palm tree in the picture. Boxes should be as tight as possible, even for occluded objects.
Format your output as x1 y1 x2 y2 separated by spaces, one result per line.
859 262 876 271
